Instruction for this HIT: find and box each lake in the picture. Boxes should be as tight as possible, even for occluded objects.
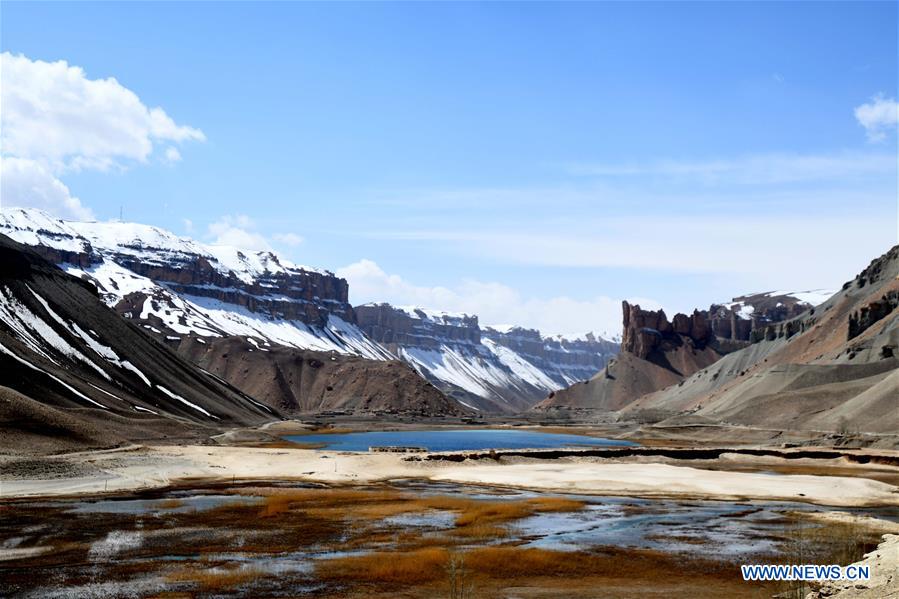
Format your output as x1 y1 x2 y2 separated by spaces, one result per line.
284 429 637 452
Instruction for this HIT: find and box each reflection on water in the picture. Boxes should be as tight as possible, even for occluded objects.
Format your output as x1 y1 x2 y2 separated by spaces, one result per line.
511 500 785 555
68 494 263 515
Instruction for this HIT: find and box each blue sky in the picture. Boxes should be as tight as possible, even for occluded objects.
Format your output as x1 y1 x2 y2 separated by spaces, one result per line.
2 2 897 335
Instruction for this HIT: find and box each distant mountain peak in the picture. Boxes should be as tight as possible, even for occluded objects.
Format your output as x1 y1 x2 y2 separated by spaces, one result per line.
356 302 619 412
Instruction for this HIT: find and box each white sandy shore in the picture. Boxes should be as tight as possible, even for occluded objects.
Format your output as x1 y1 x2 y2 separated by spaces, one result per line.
432 462 899 507
2 445 899 507
792 511 899 533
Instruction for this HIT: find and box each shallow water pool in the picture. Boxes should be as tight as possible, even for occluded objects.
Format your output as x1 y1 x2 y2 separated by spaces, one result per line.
285 429 636 452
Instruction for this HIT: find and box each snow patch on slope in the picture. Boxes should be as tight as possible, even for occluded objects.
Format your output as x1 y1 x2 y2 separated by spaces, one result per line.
399 341 556 403
481 338 559 391
156 385 216 418
0 341 107 409
1 286 110 381
59 259 391 360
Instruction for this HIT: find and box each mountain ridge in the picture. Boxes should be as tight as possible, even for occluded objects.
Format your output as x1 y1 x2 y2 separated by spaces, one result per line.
355 302 619 412
1 208 618 414
538 244 899 435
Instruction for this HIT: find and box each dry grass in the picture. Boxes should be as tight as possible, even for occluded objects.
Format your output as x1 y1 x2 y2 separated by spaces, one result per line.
469 546 738 580
316 545 740 588
258 494 294 517
157 498 184 509
454 497 583 527
317 547 449 584
467 547 602 577
287 426 356 436
245 487 585 534
241 487 588 554
774 516 881 599
167 565 264 590
644 534 710 546
249 488 404 518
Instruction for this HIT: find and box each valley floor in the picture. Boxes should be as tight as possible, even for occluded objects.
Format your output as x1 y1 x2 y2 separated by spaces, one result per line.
2 423 899 598
3 424 899 506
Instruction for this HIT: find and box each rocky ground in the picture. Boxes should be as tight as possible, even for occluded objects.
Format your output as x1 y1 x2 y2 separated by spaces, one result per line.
807 534 899 599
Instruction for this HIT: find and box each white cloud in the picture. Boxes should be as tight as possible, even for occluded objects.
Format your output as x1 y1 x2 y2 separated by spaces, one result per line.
363 210 893 293
206 215 271 250
0 52 204 219
182 218 194 232
0 157 93 220
273 232 304 246
566 151 896 184
855 95 899 142
1 52 204 172
337 259 659 338
164 147 182 163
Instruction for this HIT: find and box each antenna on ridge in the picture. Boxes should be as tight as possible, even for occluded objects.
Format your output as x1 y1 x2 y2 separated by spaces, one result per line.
119 205 123 222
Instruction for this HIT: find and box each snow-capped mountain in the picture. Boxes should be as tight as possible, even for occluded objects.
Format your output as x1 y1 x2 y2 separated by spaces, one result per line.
0 208 389 360
0 208 468 417
482 326 620 385
0 233 278 446
354 303 618 412
1 208 618 414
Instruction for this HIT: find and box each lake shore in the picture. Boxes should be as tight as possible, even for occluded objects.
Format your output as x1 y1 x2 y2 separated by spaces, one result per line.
3 442 899 507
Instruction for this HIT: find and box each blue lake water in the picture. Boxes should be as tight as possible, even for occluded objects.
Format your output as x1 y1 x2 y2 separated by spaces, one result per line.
284 429 637 452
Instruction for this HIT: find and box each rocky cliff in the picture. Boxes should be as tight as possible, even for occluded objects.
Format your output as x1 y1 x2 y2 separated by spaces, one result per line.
536 286 841 416
707 290 831 343
0 209 471 417
355 304 481 348
535 302 723 413
621 302 713 361
0 209 355 329
355 303 617 413
482 327 618 384
620 245 899 435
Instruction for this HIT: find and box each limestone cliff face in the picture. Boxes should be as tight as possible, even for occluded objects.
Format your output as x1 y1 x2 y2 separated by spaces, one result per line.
846 246 899 342
537 286 856 416
849 290 899 341
354 303 481 349
106 249 352 327
0 208 458 418
355 303 618 413
481 327 618 384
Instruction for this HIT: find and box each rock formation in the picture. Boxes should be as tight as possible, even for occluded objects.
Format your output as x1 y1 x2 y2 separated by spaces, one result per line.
356 303 618 413
534 303 723 413
481 327 618 384
0 208 465 417
179 336 464 416
705 292 816 342
355 304 481 348
620 244 899 435
0 234 278 452
621 302 713 360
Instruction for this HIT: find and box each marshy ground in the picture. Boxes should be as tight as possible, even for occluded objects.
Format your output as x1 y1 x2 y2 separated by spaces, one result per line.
2 480 893 598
